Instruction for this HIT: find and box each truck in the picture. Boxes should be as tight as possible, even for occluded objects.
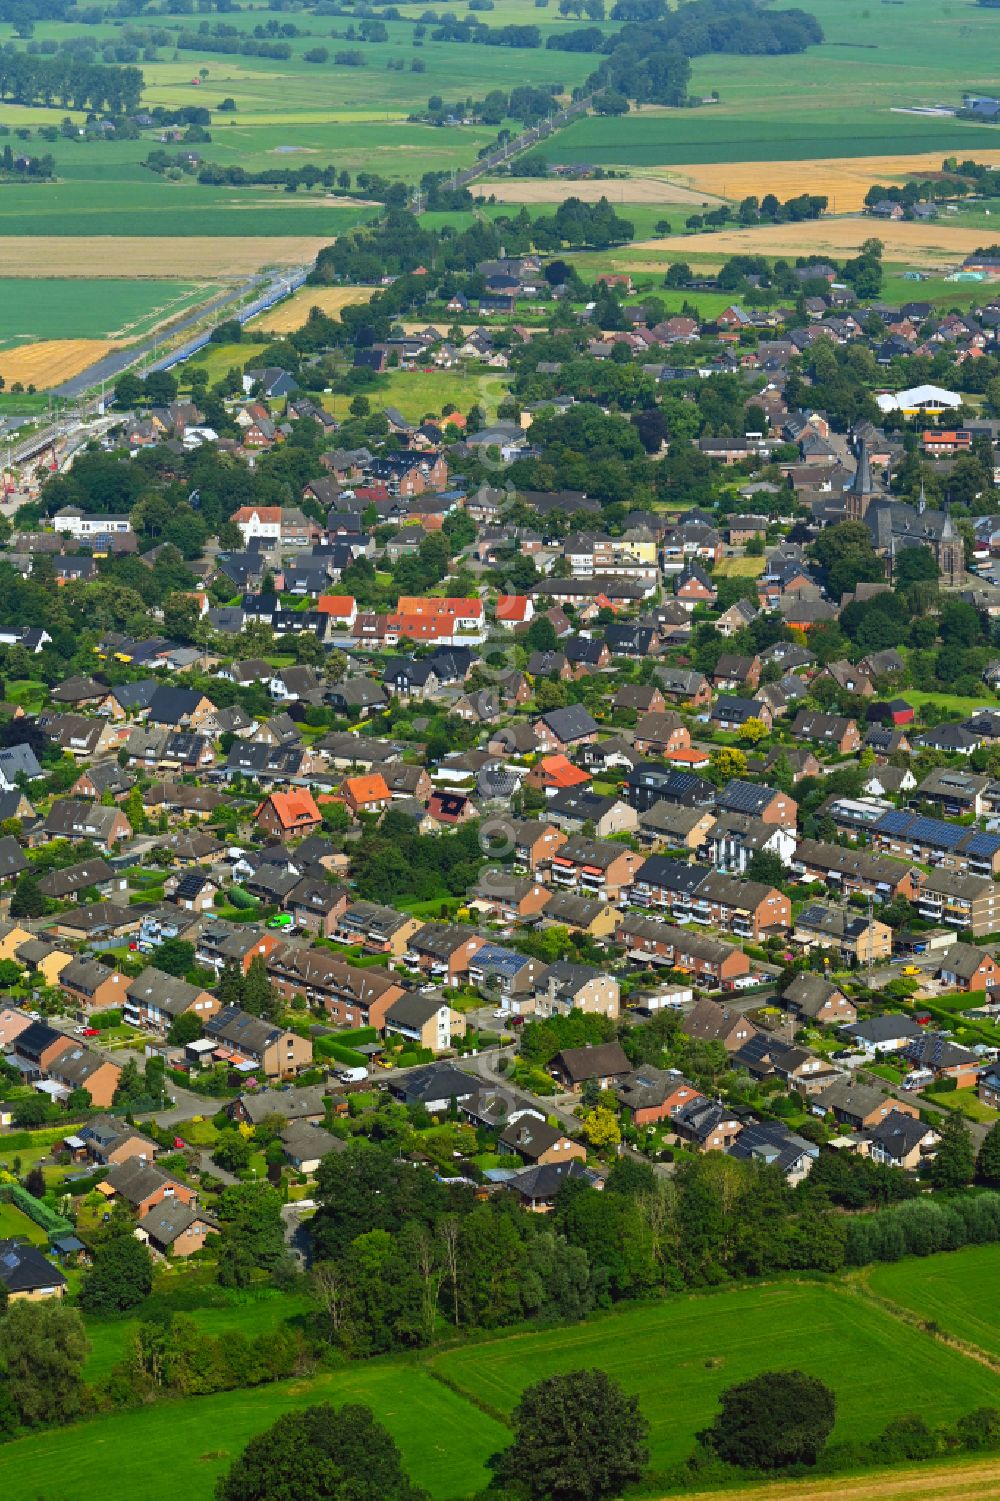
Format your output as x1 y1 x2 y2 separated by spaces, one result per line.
335 1065 369 1084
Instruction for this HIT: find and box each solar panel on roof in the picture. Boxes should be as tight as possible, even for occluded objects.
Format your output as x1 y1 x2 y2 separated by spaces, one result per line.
907 816 965 849
961 831 1000 857
874 809 913 835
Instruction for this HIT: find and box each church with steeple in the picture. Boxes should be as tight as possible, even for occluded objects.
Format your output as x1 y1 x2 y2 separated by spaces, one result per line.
843 439 964 585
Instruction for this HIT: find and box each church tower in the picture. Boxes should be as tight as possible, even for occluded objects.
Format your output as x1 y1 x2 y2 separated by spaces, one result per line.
845 439 878 520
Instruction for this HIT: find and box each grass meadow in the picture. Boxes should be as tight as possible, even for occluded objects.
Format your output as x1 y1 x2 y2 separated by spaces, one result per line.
867 1245 1000 1358
429 1283 1000 1473
1 1276 998 1500
0 1362 509 1501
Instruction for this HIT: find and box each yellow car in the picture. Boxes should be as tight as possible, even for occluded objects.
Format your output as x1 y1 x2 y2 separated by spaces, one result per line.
900 965 922 977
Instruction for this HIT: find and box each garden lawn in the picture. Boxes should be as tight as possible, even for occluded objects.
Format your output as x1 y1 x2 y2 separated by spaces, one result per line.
429 1282 1000 1473
0 1363 507 1501
922 1086 1000 1123
714 555 765 577
0 1200 47 1244
867 1246 1000 1359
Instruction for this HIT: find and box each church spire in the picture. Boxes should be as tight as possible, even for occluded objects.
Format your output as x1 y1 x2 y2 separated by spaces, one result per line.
917 479 927 515
850 439 873 496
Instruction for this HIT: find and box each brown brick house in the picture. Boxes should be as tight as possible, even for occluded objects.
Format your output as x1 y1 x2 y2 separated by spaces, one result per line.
268 950 406 1027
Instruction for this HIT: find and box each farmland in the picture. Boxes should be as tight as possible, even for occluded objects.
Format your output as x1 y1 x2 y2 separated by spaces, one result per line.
474 176 727 208
248 285 377 334
650 151 1000 215
867 1245 1000 1360
0 280 209 345
0 341 123 390
631 219 998 269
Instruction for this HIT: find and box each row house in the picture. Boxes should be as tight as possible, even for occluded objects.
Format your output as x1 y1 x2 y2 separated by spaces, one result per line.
33 799 132 851
870 809 1000 878
688 870 792 941
405 923 487 986
124 968 219 1035
791 839 922 902
203 1007 313 1080
268 948 407 1026
195 923 286 976
615 915 750 986
790 710 862 755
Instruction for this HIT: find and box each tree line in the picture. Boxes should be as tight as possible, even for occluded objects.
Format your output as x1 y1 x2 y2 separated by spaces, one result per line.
0 48 142 111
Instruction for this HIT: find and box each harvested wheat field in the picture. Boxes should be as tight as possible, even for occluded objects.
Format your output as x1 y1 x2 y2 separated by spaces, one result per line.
0 237 330 280
661 151 1000 213
643 218 994 267
474 175 725 207
249 284 374 332
0 340 121 386
681 1457 1000 1501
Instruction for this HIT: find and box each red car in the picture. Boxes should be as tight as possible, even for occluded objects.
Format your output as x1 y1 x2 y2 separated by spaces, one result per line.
83 1027 99 1037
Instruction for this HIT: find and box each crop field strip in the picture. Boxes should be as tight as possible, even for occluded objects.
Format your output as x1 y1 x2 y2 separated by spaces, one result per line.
639 219 1000 266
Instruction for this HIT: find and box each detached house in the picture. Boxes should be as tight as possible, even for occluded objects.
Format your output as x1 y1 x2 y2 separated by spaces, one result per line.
254 789 323 842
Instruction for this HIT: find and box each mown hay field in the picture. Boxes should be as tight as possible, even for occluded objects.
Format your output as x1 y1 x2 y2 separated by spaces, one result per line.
248 285 375 332
0 237 330 279
0 340 123 387
663 151 1000 213
474 175 725 207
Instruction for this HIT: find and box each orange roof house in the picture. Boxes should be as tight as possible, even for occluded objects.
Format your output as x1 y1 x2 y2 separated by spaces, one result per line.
316 595 358 624
395 597 483 622
496 595 533 627
254 789 322 841
524 755 592 794
342 773 392 816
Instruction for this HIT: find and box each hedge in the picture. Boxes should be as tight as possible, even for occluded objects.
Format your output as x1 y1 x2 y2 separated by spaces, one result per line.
3 1183 73 1239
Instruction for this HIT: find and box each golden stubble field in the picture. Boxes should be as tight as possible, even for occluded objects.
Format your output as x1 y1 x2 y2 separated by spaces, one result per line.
663 150 1000 213
0 237 331 279
248 284 374 332
640 217 996 267
0 340 122 386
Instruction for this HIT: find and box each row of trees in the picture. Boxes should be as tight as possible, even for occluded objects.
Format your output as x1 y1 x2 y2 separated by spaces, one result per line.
0 50 142 112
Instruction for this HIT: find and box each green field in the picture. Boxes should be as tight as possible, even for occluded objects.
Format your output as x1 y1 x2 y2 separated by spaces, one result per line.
343 368 511 424
429 1284 1000 1472
867 1246 1000 1359
547 112 1000 168
0 279 209 346
3 1277 999 1500
0 1363 509 1501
